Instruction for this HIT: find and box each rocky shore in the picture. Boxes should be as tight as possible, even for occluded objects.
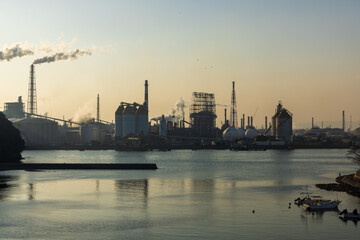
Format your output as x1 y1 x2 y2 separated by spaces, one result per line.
316 170 360 198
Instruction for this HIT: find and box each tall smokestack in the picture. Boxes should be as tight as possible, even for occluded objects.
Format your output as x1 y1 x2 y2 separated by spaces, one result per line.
144 80 149 111
342 111 345 132
224 108 227 124
265 116 268 130
27 64 37 115
251 116 253 127
312 117 314 128
242 114 245 129
247 116 250 128
97 94 100 122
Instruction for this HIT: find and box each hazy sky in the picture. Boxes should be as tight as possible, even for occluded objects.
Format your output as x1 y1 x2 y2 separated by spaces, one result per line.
1 0 359 129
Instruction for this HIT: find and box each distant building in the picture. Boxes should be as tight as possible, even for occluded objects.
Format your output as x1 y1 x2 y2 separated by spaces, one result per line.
13 117 59 146
3 96 25 119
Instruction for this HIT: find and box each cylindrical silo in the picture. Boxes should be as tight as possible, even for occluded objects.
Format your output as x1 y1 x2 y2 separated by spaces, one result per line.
122 105 136 136
115 105 124 138
276 110 292 143
136 105 148 136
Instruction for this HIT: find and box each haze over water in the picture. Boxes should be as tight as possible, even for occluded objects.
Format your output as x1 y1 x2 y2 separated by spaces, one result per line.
0 149 359 239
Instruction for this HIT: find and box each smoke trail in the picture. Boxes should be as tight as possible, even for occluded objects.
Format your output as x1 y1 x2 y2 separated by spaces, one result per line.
0 44 34 62
151 98 187 121
33 48 92 65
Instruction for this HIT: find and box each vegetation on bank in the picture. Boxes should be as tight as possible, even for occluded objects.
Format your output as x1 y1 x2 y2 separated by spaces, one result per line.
0 112 25 162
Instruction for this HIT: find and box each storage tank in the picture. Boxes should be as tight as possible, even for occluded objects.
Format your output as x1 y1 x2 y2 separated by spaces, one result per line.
13 117 58 146
115 105 124 138
276 110 292 143
136 105 148 136
122 105 136 136
245 128 259 139
81 124 101 145
222 126 239 140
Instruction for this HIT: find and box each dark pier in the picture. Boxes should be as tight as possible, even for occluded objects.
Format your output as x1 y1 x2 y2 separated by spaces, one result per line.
0 163 158 171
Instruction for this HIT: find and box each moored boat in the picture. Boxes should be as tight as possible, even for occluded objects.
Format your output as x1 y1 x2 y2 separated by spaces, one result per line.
339 209 360 220
304 199 341 210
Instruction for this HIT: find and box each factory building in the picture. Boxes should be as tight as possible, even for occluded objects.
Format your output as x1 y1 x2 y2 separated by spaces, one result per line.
115 80 149 138
13 117 59 146
3 96 25 119
190 92 217 138
271 102 293 143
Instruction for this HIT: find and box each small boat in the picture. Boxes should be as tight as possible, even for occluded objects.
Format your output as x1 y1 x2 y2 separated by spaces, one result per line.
339 209 360 220
294 194 330 206
304 199 341 210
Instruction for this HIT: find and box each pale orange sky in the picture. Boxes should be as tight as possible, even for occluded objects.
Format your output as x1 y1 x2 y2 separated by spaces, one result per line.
1 0 359 129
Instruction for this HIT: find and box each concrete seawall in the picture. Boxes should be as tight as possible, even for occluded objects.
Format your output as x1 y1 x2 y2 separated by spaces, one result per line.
0 163 158 171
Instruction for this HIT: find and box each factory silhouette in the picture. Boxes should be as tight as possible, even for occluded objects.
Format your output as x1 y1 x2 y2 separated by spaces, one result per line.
2 64 359 150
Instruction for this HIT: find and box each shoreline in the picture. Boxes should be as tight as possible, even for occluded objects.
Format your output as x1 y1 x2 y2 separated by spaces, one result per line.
316 173 360 198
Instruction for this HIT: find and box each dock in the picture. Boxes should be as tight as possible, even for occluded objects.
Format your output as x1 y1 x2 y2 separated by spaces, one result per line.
0 163 158 171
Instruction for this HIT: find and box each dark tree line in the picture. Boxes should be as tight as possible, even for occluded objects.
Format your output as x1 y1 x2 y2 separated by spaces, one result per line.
347 149 360 163
0 112 25 162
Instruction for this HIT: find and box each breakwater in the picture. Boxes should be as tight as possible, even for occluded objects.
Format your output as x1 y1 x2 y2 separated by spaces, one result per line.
0 163 158 171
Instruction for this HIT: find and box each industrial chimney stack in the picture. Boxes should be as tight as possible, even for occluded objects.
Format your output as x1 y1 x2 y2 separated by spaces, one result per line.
27 64 37 115
342 111 345 132
97 94 100 122
144 80 149 111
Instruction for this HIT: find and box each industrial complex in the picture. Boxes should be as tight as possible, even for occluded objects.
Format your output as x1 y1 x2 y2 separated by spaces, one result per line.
2 65 360 150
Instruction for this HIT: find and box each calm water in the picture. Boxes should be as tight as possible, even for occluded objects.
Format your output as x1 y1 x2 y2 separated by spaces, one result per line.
1 149 359 239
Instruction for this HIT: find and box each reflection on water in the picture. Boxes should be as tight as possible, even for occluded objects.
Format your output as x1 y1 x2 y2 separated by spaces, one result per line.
0 149 359 239
27 183 35 200
0 175 19 201
115 179 148 207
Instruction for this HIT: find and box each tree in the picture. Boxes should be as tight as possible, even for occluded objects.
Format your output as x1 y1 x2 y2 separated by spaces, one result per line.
0 112 25 162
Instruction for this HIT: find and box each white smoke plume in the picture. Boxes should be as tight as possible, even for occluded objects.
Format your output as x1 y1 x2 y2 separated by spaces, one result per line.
72 100 94 123
151 98 187 121
0 44 34 61
33 48 92 65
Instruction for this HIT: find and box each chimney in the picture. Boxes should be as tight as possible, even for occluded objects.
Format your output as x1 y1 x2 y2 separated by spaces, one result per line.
97 94 100 122
27 64 37 115
251 116 253 127
342 111 345 132
144 80 149 111
243 114 245 128
312 117 314 128
265 116 268 130
224 108 227 124
247 116 250 128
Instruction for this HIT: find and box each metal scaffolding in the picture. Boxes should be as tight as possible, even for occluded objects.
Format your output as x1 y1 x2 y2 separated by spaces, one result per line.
189 92 217 137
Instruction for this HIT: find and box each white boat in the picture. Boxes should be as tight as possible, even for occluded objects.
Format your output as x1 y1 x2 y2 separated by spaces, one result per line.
339 209 360 220
294 194 330 206
304 200 341 210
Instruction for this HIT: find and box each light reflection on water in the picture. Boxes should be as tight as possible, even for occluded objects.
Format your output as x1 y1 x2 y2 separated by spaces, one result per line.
0 149 359 239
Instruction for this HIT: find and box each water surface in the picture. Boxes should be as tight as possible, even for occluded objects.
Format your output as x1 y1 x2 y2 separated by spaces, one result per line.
0 149 359 239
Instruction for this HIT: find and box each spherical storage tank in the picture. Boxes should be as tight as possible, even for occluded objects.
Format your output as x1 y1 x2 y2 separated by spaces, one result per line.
245 128 259 139
222 127 245 140
122 105 136 136
136 105 148 136
115 105 124 137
